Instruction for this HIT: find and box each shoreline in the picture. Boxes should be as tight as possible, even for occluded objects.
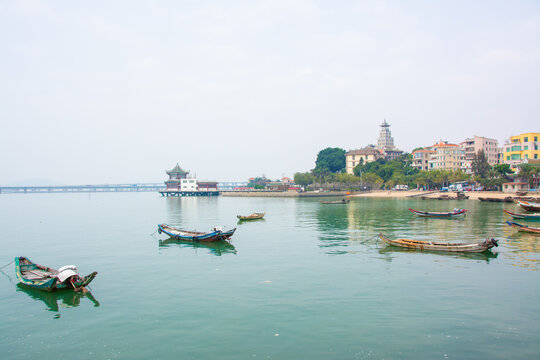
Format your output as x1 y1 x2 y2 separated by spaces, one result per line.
351 190 539 200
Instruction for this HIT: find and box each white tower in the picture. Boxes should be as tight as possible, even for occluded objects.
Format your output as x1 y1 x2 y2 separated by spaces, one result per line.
376 119 395 150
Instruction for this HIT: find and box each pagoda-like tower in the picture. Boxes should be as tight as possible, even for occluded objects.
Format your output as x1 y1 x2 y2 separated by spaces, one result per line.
165 163 189 190
376 119 395 150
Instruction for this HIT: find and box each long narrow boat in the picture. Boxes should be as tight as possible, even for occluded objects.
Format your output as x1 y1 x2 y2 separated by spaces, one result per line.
237 212 265 220
503 209 540 220
378 234 498 253
158 224 223 242
217 227 236 240
516 200 540 212
506 221 540 234
321 199 350 204
408 208 467 218
479 197 514 203
15 257 97 292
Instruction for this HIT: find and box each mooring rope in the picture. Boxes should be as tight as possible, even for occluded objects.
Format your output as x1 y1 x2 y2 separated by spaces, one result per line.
0 259 14 270
0 268 16 287
357 233 380 244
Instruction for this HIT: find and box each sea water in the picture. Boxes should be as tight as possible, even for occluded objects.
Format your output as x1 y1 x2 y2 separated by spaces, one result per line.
0 193 539 359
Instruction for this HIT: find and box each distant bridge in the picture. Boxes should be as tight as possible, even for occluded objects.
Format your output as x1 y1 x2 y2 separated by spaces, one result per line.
0 183 166 194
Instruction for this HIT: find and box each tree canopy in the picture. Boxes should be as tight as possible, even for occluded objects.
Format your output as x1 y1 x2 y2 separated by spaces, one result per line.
471 150 491 177
294 172 315 187
353 157 418 183
314 147 346 173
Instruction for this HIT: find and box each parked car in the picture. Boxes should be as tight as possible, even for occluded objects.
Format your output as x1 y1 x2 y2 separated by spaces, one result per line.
440 187 449 192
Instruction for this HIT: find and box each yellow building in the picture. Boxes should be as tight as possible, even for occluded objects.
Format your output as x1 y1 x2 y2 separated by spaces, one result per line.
427 141 466 171
412 149 436 171
503 132 540 170
345 146 383 174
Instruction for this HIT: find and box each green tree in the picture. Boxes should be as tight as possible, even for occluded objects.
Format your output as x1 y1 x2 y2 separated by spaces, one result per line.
294 172 315 187
517 164 539 187
335 173 361 185
471 150 491 177
493 164 513 176
413 172 429 190
361 173 384 190
314 147 346 173
311 167 330 185
449 170 470 184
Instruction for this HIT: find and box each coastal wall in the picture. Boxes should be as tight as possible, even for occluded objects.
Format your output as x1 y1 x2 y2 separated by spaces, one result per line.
221 191 348 198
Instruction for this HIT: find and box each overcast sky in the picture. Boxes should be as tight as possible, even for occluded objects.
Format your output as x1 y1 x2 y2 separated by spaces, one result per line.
1 0 539 185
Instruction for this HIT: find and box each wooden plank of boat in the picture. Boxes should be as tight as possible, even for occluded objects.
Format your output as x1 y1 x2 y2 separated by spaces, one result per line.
237 212 265 220
320 199 350 204
479 197 514 203
158 224 223 242
516 200 540 212
408 208 467 218
506 221 540 234
218 227 236 240
378 233 498 253
503 209 540 220
15 257 97 292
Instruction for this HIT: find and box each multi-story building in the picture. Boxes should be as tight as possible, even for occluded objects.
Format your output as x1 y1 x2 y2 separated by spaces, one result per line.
164 163 202 191
427 141 465 171
345 145 383 174
503 132 540 170
412 149 437 171
460 136 499 174
375 119 403 160
165 163 190 190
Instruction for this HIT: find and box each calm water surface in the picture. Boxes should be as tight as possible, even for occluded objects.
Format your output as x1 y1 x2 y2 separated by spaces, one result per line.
1 193 539 359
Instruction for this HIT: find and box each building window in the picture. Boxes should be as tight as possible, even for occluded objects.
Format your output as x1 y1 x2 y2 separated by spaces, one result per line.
524 146 528 150
524 137 528 142
535 136 538 142
535 154 538 159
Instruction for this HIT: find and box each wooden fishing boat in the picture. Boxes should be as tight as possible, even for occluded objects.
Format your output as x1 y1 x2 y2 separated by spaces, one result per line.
321 199 349 204
506 221 540 234
378 234 498 253
158 224 223 242
217 227 236 240
478 197 514 203
15 257 97 292
516 200 540 212
237 212 265 220
408 208 467 218
503 209 540 220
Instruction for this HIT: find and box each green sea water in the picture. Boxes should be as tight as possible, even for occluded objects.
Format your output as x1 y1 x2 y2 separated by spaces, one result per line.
0 193 539 359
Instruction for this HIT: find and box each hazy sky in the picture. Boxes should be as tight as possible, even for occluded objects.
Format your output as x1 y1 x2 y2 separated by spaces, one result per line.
1 0 539 185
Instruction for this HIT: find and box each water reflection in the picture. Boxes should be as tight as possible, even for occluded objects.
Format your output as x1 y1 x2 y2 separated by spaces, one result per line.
16 284 100 316
502 233 540 270
159 238 237 256
311 198 540 269
165 196 220 225
237 218 265 225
